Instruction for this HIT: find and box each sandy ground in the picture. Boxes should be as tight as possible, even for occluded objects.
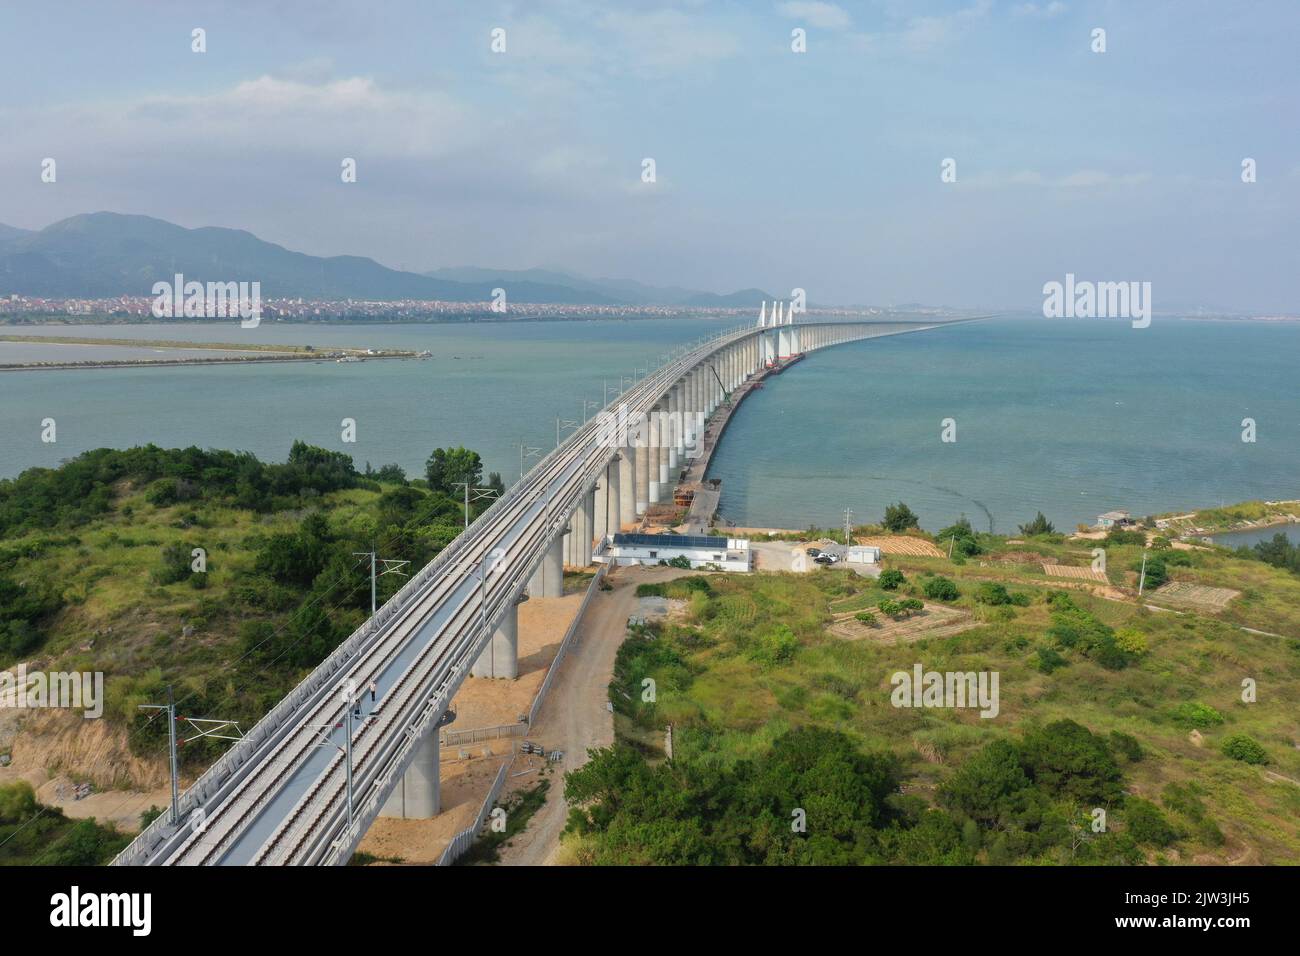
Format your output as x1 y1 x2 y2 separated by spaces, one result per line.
0 765 171 832
356 755 509 863
495 565 687 866
447 589 586 731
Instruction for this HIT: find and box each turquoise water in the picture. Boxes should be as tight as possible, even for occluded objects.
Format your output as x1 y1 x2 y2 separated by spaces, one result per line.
1 317 1296 535
707 317 1300 533
1212 523 1300 549
0 319 732 483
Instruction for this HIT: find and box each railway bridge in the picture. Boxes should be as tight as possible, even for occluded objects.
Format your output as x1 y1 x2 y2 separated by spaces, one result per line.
112 312 969 866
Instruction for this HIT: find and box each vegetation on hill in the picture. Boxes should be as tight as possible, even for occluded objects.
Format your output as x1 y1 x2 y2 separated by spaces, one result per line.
0 442 494 773
564 540 1300 864
0 781 129 865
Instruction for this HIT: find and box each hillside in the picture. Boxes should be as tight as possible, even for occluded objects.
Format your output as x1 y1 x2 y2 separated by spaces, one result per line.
565 525 1300 865
0 442 493 790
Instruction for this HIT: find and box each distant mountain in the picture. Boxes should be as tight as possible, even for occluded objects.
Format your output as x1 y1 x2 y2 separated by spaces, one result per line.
0 223 33 243
680 288 772 308
0 213 610 303
0 213 773 307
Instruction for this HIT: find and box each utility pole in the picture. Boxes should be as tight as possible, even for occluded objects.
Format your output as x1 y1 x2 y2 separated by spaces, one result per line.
139 691 245 828
1138 550 1148 595
519 442 542 481
843 508 854 548
452 482 499 529
139 686 180 825
556 415 580 449
353 548 410 615
342 693 355 829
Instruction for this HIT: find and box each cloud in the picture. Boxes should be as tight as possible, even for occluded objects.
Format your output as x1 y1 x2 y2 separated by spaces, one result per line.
962 168 1152 189
598 9 742 73
776 2 852 30
1012 2 1068 18
901 1 992 53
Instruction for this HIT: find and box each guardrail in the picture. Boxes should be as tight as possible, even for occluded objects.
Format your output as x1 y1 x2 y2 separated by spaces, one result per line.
442 723 528 748
434 761 510 867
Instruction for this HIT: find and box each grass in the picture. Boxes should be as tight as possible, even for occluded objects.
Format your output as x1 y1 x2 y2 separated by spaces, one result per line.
455 778 550 865
611 545 1300 864
2 481 389 746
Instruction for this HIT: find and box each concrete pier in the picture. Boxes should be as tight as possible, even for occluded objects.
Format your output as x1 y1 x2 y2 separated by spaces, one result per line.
471 594 522 680
546 534 564 594
647 407 662 504
619 446 637 527
634 423 649 514
380 728 440 818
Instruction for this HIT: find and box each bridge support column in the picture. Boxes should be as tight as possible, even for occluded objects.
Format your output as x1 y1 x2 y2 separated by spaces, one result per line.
381 727 440 819
472 594 521 679
647 407 662 504
620 446 637 527
603 459 620 540
656 406 671 493
667 384 680 471
593 469 608 546
568 497 588 566
542 534 564 596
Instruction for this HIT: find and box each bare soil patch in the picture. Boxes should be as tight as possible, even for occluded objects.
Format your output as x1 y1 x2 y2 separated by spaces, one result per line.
828 603 975 645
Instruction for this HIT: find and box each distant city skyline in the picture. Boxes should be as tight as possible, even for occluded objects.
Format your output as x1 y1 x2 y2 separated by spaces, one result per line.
2 1 1297 311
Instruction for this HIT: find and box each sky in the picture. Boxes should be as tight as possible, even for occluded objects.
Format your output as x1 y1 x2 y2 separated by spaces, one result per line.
1 0 1297 311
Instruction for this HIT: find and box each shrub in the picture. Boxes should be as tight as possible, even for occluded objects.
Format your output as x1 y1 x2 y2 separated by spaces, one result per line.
973 582 1013 606
854 611 877 626
1034 646 1068 674
1123 798 1177 847
1220 734 1268 765
1168 702 1224 729
1108 731 1142 762
922 576 960 601
749 624 800 667
1114 628 1148 658
879 569 906 590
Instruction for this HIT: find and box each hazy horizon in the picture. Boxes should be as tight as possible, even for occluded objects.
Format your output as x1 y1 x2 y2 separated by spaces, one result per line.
3 1 1297 311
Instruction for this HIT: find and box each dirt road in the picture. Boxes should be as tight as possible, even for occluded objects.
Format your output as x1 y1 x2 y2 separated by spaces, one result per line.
496 565 684 866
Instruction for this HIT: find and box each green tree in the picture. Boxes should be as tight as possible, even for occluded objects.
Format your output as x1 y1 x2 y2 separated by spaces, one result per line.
882 502 920 533
938 739 1031 825
937 516 982 556
1019 720 1123 805
424 446 483 495
1018 511 1056 536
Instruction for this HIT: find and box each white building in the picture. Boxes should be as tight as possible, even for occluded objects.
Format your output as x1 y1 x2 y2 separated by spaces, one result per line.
595 533 753 572
845 545 882 564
